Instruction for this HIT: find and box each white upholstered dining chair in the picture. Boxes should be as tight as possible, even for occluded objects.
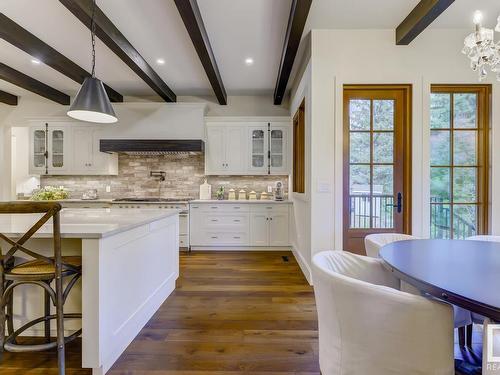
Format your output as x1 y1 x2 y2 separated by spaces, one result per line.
312 250 455 375
364 233 417 258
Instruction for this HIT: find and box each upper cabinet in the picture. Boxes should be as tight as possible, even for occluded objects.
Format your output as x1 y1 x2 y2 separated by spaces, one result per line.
29 122 118 176
205 118 290 176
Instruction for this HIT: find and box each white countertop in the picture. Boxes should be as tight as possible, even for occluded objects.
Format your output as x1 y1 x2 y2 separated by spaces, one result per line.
190 199 292 204
0 208 179 239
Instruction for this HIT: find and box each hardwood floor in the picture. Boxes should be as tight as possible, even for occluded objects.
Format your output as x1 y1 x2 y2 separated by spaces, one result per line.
0 251 320 374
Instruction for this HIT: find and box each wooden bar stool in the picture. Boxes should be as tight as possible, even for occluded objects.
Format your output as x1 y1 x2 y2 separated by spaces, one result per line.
0 202 82 375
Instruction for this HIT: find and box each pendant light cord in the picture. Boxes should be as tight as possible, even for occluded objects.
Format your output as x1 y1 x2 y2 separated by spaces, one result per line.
90 0 96 77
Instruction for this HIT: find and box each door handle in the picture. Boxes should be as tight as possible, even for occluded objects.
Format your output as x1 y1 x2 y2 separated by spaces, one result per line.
386 192 403 213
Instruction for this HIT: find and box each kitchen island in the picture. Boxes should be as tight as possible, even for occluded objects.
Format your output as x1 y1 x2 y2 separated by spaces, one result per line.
0 208 180 375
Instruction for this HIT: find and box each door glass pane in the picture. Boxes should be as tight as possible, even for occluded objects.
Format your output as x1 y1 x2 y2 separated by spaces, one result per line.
453 131 477 166
453 167 477 203
251 130 265 168
430 203 451 239
350 165 370 195
270 130 283 168
350 195 370 228
430 93 451 129
373 133 393 163
430 167 450 203
373 196 394 229
453 205 477 239
430 130 450 165
373 100 394 130
454 93 477 129
349 100 370 130
350 133 370 163
373 165 393 195
252 155 264 168
52 130 64 168
34 130 46 167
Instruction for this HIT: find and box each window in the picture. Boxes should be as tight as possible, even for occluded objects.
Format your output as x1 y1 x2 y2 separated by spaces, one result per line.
293 99 305 193
430 85 490 239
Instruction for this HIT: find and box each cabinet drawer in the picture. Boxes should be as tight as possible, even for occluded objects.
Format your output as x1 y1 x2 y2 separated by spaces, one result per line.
190 203 250 213
204 231 248 245
203 214 248 229
250 204 289 213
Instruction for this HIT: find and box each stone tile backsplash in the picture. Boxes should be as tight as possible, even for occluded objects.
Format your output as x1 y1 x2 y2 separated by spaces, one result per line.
40 154 288 200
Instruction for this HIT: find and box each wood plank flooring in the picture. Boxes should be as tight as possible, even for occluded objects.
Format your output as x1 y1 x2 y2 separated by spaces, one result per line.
0 251 320 374
0 250 481 374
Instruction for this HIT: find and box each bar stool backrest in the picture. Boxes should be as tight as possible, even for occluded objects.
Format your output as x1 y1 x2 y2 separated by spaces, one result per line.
0 202 74 273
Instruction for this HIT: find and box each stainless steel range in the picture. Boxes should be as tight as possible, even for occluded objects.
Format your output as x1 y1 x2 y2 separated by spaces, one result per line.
112 198 191 250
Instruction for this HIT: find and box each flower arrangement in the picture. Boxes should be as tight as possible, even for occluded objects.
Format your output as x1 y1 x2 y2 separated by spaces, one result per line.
31 186 69 201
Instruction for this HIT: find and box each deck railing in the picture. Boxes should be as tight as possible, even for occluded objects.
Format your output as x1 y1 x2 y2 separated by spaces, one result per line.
349 195 394 229
430 197 476 239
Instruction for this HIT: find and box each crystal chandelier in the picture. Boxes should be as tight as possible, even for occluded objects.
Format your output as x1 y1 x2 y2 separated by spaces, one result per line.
462 10 500 81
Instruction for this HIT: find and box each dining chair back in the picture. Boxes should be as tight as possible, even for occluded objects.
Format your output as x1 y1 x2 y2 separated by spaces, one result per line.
364 233 416 258
312 250 454 375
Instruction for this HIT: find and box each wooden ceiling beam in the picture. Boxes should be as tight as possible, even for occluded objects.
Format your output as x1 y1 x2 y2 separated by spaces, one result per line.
0 63 70 105
274 0 312 105
0 89 18 105
396 0 455 45
174 0 226 105
59 0 176 102
0 13 122 102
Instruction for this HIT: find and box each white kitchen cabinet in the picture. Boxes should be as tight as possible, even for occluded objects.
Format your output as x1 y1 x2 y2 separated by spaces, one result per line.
72 127 118 175
29 123 117 175
249 212 268 246
205 125 246 175
30 125 72 174
189 202 290 249
205 118 290 176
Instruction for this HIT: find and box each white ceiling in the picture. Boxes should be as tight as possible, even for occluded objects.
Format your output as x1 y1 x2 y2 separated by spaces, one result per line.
1 0 499 103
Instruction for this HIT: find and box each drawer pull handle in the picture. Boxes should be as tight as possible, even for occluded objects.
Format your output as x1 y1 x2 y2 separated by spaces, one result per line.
211 207 218 209
266 207 272 209
234 220 240 222
233 207 241 209
211 219 218 222
211 236 218 239
233 236 241 239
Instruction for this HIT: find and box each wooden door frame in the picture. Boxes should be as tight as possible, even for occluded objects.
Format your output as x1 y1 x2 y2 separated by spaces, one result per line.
342 84 412 253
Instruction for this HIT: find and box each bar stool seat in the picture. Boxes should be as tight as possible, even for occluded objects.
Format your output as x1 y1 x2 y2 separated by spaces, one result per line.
8 256 81 277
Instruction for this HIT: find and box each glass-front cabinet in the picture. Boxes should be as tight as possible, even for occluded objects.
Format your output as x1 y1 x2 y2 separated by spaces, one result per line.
30 125 70 174
248 123 288 175
248 126 268 173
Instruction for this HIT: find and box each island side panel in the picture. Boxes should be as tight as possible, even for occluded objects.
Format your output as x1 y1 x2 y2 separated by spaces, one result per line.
82 214 179 375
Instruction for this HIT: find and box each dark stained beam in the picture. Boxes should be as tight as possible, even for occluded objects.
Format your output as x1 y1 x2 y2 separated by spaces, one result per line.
0 63 70 105
174 0 226 105
0 90 17 105
274 0 312 105
396 0 455 45
59 0 176 102
0 13 122 102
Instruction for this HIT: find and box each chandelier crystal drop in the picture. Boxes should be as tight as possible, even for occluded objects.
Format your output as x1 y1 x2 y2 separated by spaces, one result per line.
462 10 500 81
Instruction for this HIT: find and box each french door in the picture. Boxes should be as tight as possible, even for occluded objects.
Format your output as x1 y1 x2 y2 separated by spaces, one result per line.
343 85 412 255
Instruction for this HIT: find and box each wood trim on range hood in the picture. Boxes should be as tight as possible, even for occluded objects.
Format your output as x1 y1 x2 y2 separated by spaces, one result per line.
99 139 204 154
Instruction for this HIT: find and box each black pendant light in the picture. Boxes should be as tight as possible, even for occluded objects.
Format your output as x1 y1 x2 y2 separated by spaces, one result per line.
67 0 117 124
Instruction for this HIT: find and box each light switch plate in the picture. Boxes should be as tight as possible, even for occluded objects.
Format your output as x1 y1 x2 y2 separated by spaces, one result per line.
267 185 273 193
317 181 331 193
106 185 111 193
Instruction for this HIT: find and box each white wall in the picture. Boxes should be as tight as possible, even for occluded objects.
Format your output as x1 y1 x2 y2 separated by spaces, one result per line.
289 62 313 283
309 28 500 260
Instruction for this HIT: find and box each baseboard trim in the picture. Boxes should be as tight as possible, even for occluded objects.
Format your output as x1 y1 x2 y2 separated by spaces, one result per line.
292 245 312 285
189 246 292 251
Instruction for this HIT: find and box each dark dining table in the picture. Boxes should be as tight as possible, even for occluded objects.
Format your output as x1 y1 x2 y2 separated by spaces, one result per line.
379 239 500 322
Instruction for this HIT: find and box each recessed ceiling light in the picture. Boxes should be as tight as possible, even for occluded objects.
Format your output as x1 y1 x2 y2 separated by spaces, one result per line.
31 58 41 65
245 58 254 66
156 58 165 65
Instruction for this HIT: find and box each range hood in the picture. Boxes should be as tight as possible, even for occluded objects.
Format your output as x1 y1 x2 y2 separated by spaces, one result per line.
100 139 204 155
